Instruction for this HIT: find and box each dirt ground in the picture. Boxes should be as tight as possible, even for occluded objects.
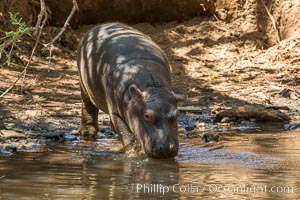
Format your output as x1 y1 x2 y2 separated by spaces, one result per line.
0 14 300 137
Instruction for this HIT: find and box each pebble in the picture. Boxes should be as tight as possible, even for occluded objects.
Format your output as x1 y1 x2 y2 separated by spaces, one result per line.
179 133 189 138
221 117 231 123
44 131 64 138
64 134 77 141
5 123 15 129
240 120 250 125
99 127 112 133
202 133 219 142
197 122 206 127
184 126 195 131
284 123 300 131
99 128 117 138
25 142 39 150
0 149 13 156
218 127 229 131
3 143 17 151
198 126 206 132
70 129 79 135
237 125 257 132
0 130 26 139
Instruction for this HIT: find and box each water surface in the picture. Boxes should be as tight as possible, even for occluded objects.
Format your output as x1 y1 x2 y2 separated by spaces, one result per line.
1 125 300 199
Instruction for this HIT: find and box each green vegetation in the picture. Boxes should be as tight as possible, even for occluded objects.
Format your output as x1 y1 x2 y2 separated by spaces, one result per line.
0 12 31 67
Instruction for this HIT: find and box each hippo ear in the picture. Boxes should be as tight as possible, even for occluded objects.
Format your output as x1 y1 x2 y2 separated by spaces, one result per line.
173 93 187 102
129 84 143 100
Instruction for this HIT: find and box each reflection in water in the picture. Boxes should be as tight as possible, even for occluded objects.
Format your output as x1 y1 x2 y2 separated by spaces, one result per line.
0 128 300 199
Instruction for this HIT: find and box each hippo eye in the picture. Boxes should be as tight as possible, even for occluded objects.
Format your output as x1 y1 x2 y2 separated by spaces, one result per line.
144 110 155 123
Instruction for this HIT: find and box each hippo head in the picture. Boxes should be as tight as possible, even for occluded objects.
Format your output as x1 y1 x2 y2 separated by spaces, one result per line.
125 85 183 159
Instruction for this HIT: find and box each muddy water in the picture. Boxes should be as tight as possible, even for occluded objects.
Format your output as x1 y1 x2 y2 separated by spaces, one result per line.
1 126 300 199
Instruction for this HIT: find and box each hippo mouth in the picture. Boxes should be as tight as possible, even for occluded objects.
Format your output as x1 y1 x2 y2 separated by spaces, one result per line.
142 137 179 159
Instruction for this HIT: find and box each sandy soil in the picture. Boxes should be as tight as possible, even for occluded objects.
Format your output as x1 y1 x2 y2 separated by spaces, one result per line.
0 16 300 137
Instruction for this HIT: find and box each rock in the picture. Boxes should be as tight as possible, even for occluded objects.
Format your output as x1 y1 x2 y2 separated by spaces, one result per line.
99 127 112 133
25 110 40 118
64 134 77 141
3 143 17 151
0 130 26 139
4 123 15 129
184 126 195 131
178 115 196 131
197 122 206 127
218 127 229 131
213 105 290 122
179 133 189 138
0 149 13 156
221 117 231 123
202 133 219 142
240 120 250 125
237 125 258 132
99 128 117 138
24 142 39 150
44 131 64 138
70 129 79 135
284 123 300 131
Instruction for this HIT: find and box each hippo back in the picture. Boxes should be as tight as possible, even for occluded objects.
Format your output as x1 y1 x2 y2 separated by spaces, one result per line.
77 23 171 113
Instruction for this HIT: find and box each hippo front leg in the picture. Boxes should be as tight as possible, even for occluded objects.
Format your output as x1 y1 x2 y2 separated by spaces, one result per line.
110 114 135 150
80 88 99 139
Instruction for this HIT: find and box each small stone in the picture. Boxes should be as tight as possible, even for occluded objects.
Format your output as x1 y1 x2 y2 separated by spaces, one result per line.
202 133 219 142
70 129 79 135
284 123 300 131
184 126 195 131
99 127 112 133
16 143 26 151
25 110 39 117
44 131 64 138
240 120 250 125
250 118 257 122
0 149 13 156
5 123 15 129
25 142 39 150
221 117 231 123
99 128 116 138
3 143 17 151
196 122 206 127
237 125 257 132
218 127 229 131
198 126 206 132
179 133 189 138
0 130 26 139
64 134 77 141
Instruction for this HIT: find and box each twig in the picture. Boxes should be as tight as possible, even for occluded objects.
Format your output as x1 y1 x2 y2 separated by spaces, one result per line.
7 40 15 65
47 46 52 72
42 0 78 71
21 0 48 94
0 71 25 98
0 0 47 98
33 0 47 37
0 0 78 98
260 0 281 43
42 0 79 51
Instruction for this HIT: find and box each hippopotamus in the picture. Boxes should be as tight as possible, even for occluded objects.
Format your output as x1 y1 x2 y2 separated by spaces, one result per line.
77 22 183 158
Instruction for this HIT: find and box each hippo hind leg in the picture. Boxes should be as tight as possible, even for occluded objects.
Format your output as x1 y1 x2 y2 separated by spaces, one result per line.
80 87 99 139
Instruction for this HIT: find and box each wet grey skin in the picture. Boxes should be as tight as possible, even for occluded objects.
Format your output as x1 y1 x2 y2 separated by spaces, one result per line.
77 22 184 158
